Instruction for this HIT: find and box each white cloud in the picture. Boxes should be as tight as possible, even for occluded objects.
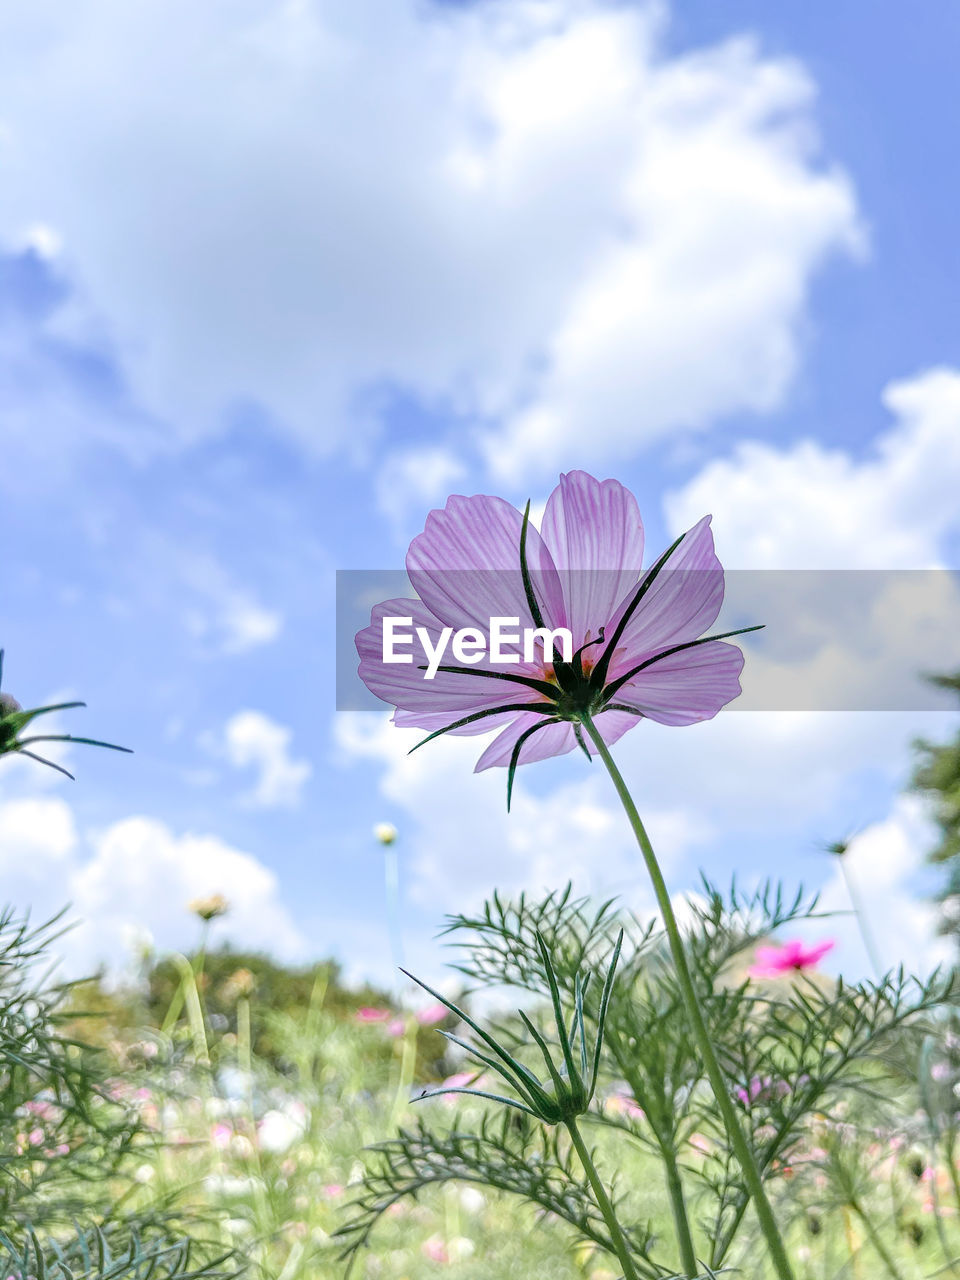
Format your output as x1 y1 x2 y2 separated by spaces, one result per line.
177 554 283 655
335 711 708 916
0 796 306 973
335 698 959 981
666 367 960 570
482 31 862 482
0 0 860 489
221 710 312 808
662 368 960 714
376 446 467 530
0 796 77 860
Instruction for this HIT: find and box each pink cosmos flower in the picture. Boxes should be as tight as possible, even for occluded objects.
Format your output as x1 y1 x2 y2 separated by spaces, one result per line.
356 471 752 798
355 1006 391 1023
422 1236 449 1263
734 1076 790 1108
416 1003 448 1026
211 1123 233 1149
750 939 834 979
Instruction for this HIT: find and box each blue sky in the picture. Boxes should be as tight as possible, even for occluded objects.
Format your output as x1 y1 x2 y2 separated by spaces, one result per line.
1 0 958 986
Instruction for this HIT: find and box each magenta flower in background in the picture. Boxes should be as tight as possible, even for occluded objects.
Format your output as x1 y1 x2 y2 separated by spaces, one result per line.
356 470 757 803
415 1002 448 1026
354 1006 391 1024
749 939 835 979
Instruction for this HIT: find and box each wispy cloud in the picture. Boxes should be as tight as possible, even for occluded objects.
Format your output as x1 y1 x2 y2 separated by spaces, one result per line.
219 710 312 808
0 2 860 488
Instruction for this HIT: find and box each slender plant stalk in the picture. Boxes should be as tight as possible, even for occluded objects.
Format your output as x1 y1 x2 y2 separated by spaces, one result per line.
384 845 405 980
236 993 272 1234
170 952 210 1065
661 1144 699 1278
581 713 795 1280
842 1206 863 1280
565 1115 640 1280
849 1200 905 1280
391 1015 419 1128
838 857 883 979
947 1130 960 1221
238 995 253 1077
444 1183 461 1259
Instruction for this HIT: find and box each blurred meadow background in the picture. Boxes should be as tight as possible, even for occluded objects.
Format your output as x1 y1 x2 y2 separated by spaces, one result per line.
1 2 960 1277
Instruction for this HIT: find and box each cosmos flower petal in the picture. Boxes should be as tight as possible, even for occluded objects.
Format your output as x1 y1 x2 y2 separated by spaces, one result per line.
612 515 724 662
802 940 835 965
613 641 744 726
540 470 644 645
473 714 578 772
406 494 564 634
357 597 547 718
749 938 835 977
472 705 638 772
393 706 520 735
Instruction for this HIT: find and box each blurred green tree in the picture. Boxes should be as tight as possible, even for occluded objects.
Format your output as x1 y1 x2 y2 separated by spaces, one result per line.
912 672 960 940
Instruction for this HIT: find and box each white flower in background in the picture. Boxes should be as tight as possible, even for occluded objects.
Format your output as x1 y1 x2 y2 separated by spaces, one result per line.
459 1187 486 1214
257 1100 309 1154
373 821 398 845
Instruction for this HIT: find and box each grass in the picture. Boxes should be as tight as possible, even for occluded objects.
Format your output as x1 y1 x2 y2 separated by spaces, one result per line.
79 947 959 1280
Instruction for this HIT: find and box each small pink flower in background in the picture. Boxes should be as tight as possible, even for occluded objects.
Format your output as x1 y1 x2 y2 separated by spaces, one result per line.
416 1003 447 1026
439 1071 476 1090
322 1183 344 1200
750 939 834 979
689 1132 712 1155
422 1070 483 1108
735 1077 767 1107
387 1019 406 1037
28 1128 43 1146
211 1123 233 1149
355 1007 391 1024
734 1076 790 1109
604 1092 644 1120
24 1099 57 1120
422 1235 449 1263
931 1062 952 1082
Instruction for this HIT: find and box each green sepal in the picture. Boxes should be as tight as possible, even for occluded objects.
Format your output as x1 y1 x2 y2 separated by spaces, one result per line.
408 702 556 756
507 717 562 812
601 625 765 704
519 500 547 631
589 929 623 1101
588 531 686 692
421 664 560 700
413 1085 541 1119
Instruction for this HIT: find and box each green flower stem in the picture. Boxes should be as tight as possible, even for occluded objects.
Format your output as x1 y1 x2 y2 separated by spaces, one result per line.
661 1144 699 1278
947 1130 960 1220
837 857 883 979
391 1015 419 1128
581 714 795 1280
849 1199 905 1280
565 1115 640 1280
170 952 210 1066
